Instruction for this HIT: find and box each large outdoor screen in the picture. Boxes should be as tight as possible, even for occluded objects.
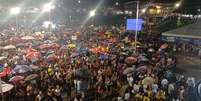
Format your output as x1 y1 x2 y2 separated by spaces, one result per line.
126 19 143 31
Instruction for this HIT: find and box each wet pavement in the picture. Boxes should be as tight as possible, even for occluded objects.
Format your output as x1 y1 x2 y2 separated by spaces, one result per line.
176 54 201 80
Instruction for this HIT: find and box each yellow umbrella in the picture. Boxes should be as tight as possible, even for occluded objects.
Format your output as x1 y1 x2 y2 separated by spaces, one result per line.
142 76 155 85
131 41 141 45
67 44 76 48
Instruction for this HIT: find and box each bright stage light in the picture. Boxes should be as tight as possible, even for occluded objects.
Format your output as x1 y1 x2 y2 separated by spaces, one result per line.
89 10 96 17
175 3 181 8
141 8 147 13
42 2 55 12
43 21 51 28
10 7 21 15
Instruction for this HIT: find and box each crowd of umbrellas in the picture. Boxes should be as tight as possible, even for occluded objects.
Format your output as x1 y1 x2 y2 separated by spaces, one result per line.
0 26 178 101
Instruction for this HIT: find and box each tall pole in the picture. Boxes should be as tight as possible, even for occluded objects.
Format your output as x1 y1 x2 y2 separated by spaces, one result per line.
134 1 139 53
49 12 51 33
16 15 18 33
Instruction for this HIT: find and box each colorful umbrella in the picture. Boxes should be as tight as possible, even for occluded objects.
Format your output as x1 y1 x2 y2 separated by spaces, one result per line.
67 43 76 48
160 43 168 49
9 76 24 83
99 54 108 60
136 66 147 73
3 45 16 50
51 43 60 49
47 54 58 61
142 76 155 85
125 57 138 64
1 84 14 93
25 74 39 81
12 65 32 74
30 65 41 71
26 51 41 59
0 56 7 61
0 67 11 77
38 44 50 49
71 52 79 57
123 68 135 75
21 36 35 40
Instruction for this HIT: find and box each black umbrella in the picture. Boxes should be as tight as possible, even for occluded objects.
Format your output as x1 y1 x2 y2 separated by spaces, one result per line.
75 67 92 79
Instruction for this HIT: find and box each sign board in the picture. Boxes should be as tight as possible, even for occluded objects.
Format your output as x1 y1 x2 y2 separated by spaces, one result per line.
162 36 201 45
126 19 143 31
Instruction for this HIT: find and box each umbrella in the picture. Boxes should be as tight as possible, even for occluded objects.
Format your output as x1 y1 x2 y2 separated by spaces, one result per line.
1 84 14 93
160 43 168 49
75 68 92 79
71 53 79 57
131 41 141 46
0 56 7 61
30 65 41 71
38 44 50 49
25 74 39 81
12 65 32 74
123 68 135 75
0 81 5 84
99 54 108 60
0 67 12 77
67 43 76 48
3 45 16 50
51 43 60 49
136 66 147 72
9 76 24 83
138 55 149 62
21 36 35 40
47 54 58 61
125 57 137 64
142 76 155 85
26 51 41 59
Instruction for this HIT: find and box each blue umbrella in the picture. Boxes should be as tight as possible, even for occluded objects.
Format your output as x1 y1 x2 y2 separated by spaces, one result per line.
12 65 32 74
99 54 108 60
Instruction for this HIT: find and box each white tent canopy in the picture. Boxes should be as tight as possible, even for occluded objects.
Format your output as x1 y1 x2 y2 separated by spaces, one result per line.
162 19 201 39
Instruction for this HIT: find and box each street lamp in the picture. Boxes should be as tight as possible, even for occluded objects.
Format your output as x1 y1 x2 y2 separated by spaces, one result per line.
10 7 21 32
175 2 181 8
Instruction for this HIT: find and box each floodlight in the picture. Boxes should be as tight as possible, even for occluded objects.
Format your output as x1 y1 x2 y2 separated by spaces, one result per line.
10 7 21 15
89 10 96 17
42 2 55 12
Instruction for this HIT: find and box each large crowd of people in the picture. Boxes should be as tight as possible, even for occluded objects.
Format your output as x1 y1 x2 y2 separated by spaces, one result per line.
0 25 198 101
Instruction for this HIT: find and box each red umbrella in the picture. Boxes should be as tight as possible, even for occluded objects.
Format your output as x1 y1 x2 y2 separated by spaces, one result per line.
160 43 168 49
9 76 24 83
47 54 58 61
39 44 51 49
136 66 147 73
125 57 137 64
0 67 12 77
25 48 37 53
9 37 22 44
39 43 60 49
51 43 60 49
26 51 41 59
